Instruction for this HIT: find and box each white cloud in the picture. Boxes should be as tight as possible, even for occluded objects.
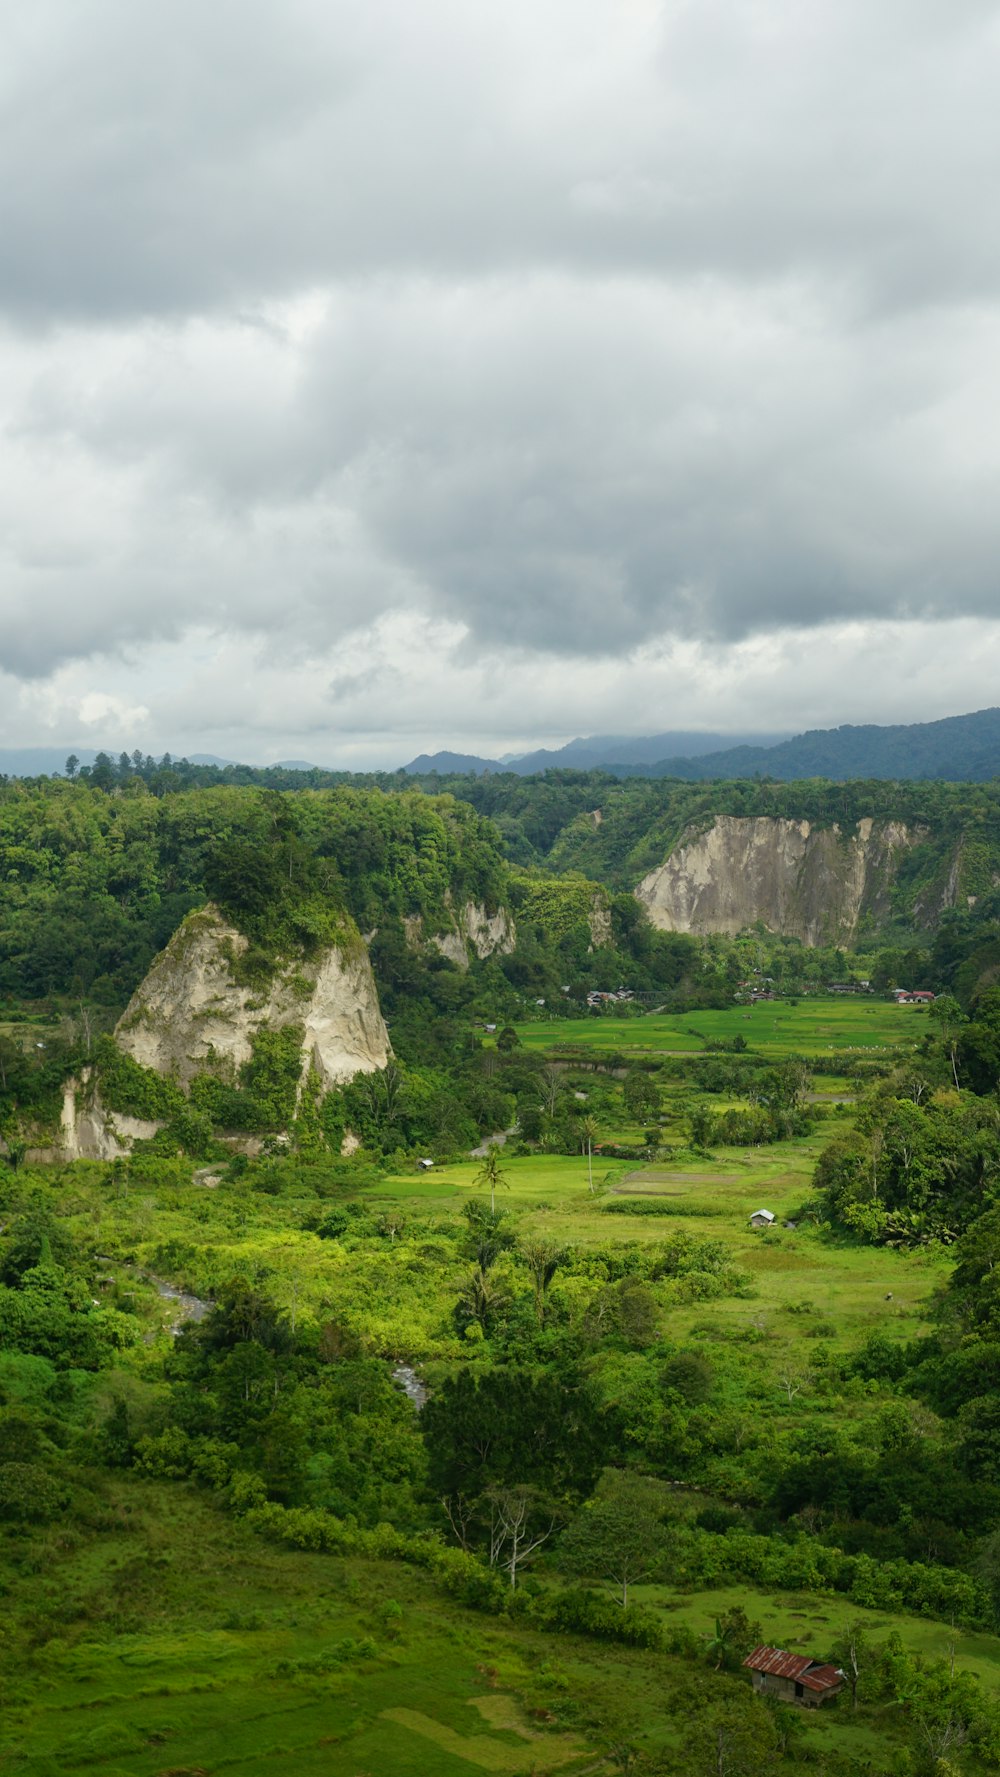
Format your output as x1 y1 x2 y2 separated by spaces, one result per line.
2 614 998 768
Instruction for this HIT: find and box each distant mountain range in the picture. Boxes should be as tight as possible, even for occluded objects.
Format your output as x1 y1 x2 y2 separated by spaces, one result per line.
405 709 1000 784
404 730 791 777
6 708 1000 786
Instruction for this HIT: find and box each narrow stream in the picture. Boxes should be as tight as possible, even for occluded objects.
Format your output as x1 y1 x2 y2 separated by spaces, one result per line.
148 1275 425 1416
149 1275 213 1337
392 1363 427 1410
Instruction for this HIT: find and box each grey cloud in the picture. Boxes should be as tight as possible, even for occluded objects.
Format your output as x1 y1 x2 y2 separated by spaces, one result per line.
2 1 1000 323
288 280 1000 652
4 264 1000 676
2 0 1000 718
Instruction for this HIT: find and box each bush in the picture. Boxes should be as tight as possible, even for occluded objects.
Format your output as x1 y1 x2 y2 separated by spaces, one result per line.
0 1459 63 1522
539 1586 663 1649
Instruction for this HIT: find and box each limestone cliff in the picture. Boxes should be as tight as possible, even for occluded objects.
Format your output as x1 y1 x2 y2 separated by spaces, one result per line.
586 889 613 949
407 899 516 970
115 905 390 1089
58 1072 163 1162
635 815 918 946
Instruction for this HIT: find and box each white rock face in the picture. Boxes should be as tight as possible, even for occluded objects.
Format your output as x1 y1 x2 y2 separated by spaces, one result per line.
115 905 390 1089
429 930 471 968
636 816 917 947
587 892 613 949
411 900 516 970
461 901 516 959
57 1072 163 1162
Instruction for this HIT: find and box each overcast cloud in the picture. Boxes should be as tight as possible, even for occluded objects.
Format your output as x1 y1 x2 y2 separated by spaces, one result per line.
3 0 1000 762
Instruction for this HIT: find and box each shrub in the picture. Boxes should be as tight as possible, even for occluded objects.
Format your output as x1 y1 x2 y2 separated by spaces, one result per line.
539 1586 663 1649
0 1459 63 1522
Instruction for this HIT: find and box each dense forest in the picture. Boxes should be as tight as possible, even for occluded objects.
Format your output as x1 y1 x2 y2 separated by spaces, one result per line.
7 767 1000 1772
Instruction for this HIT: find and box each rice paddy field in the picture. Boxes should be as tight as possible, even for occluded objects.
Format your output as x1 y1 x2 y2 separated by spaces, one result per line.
511 996 925 1057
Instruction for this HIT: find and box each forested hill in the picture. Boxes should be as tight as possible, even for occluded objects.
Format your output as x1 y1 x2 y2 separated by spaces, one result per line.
406 707 1000 782
399 772 1000 896
6 772 1000 996
640 706 1000 783
21 750 1000 879
0 781 506 1005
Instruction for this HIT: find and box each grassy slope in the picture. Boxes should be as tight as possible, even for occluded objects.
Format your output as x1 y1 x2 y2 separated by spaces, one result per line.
0 1482 659 1775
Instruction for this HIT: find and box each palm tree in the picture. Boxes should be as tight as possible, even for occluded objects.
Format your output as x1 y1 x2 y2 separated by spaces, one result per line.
579 1115 598 1193
519 1238 565 1326
475 1145 509 1214
459 1264 507 1335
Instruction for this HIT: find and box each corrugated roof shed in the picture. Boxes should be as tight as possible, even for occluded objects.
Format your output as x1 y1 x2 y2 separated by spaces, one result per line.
743 1647 842 1693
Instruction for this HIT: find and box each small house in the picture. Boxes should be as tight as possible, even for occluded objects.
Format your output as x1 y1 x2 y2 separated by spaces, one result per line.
416 1158 434 1171
749 1209 775 1230
743 1646 843 1707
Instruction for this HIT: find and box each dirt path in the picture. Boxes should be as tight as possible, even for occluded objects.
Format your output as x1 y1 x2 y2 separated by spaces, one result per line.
470 1125 517 1159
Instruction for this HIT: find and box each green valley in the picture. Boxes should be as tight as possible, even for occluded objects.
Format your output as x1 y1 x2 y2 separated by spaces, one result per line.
5 767 1000 1774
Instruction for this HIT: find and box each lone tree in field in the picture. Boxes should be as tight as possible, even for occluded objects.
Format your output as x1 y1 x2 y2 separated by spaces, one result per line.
475 1145 510 1214
580 1114 598 1193
487 1485 555 1589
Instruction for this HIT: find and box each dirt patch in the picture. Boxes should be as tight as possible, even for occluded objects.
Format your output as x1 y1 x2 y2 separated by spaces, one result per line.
470 1695 536 1738
611 1186 686 1196
621 1169 733 1186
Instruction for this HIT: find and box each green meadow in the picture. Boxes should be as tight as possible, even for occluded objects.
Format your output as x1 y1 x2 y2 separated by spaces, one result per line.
0 1484 643 1775
512 996 924 1056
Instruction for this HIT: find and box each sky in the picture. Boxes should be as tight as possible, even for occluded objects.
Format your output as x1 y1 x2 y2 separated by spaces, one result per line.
3 0 1000 769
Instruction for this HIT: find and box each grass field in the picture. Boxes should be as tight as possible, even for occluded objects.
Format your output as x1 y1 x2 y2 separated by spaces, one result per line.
1 1475 968 1776
511 998 925 1056
0 1485 651 1775
360 1137 946 1358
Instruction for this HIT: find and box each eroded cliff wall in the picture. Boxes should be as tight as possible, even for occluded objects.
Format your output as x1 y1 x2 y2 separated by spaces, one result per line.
635 815 918 946
406 898 516 969
115 905 391 1089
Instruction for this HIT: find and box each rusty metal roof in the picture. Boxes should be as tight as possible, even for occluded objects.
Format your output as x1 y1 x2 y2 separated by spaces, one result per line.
743 1647 842 1692
800 1664 843 1693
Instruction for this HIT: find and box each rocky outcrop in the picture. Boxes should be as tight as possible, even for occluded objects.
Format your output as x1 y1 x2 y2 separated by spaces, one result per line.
115 905 390 1090
636 816 918 946
58 1072 163 1161
587 891 613 949
408 899 516 970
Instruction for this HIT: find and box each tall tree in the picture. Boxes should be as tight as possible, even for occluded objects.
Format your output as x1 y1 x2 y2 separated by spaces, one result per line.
558 1471 670 1606
475 1145 509 1215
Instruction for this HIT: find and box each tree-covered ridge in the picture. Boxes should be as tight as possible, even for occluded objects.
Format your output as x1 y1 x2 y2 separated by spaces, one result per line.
11 751 1000 922
37 706 1000 792
0 779 507 1004
621 706 1000 783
